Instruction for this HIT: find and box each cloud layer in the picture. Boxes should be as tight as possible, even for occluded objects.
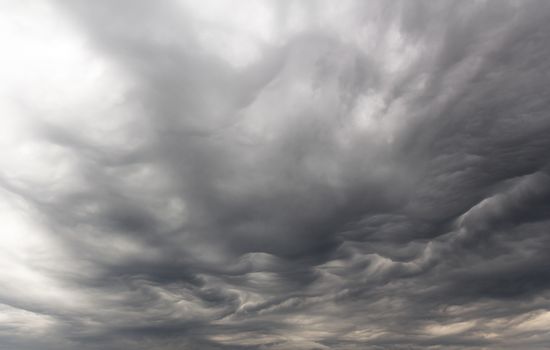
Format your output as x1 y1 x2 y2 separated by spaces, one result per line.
2 0 550 349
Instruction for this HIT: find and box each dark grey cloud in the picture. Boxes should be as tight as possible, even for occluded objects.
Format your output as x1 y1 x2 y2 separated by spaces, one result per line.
2 0 550 349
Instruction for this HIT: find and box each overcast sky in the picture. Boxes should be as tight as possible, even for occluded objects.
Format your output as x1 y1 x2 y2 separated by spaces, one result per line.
1 0 550 349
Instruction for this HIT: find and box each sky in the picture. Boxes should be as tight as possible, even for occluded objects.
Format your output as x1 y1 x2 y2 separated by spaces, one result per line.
1 0 550 349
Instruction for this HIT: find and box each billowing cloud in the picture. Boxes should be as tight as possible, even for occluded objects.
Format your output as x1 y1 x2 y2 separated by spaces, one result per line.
1 0 550 349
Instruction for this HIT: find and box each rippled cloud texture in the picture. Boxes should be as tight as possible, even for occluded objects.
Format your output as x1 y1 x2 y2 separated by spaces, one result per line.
2 0 550 349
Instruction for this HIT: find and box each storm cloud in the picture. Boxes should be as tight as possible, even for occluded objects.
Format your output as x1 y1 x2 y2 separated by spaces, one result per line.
2 0 550 349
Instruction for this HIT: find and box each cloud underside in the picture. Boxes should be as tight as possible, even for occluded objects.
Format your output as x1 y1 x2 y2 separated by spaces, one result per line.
2 0 550 349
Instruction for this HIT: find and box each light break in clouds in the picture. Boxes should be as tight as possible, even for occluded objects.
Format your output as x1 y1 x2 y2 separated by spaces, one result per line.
2 0 550 349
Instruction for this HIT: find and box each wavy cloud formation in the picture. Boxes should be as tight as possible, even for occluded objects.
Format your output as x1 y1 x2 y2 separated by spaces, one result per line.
1 1 550 349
